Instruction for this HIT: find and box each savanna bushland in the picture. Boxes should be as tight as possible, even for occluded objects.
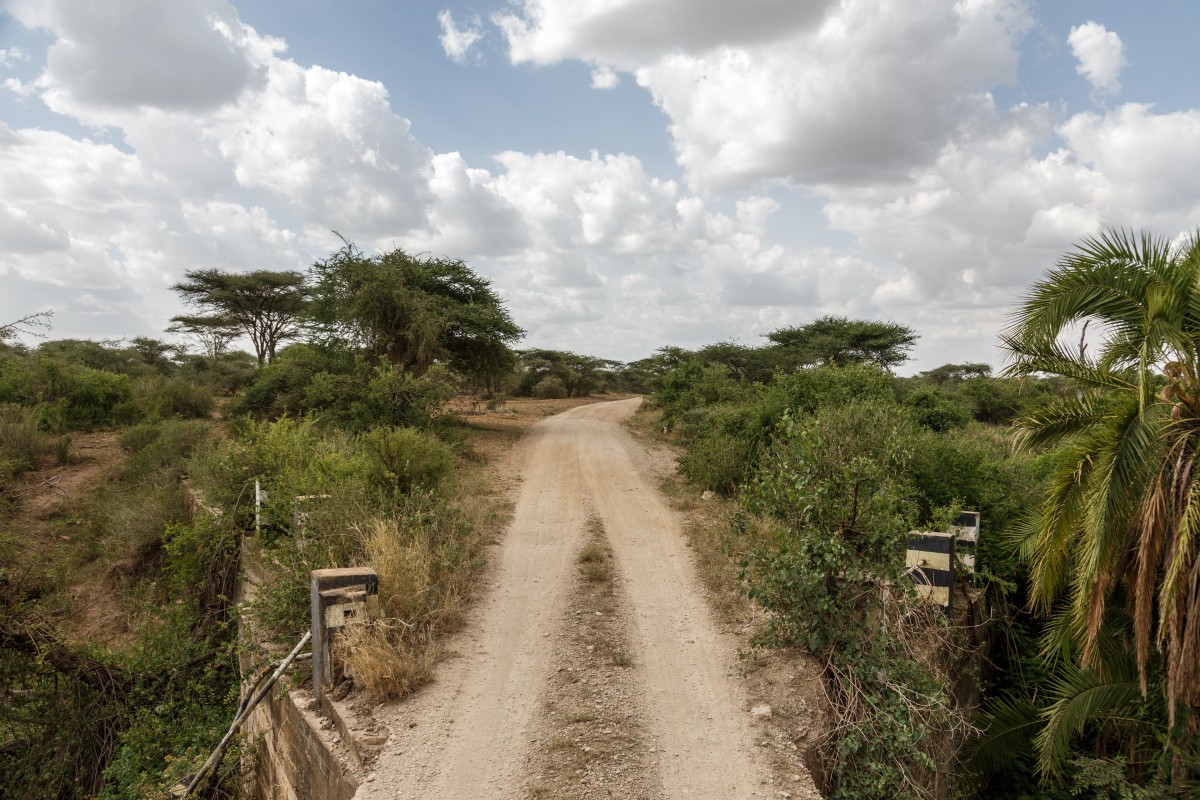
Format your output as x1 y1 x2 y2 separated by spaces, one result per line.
3 230 1198 799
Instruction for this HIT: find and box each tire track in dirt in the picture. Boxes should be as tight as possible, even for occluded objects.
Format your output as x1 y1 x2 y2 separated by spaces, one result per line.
579 399 769 798
360 399 770 799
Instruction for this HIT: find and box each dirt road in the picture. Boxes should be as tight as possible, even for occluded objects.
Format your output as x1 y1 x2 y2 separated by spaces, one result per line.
361 398 772 798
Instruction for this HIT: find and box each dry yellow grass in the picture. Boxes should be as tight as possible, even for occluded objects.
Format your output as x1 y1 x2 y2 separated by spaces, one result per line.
339 399 633 701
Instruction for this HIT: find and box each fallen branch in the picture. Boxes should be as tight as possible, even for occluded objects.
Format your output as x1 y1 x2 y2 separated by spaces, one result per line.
182 629 311 798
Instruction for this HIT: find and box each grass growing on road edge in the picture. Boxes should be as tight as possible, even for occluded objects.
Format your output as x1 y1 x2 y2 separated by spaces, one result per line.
337 408 523 702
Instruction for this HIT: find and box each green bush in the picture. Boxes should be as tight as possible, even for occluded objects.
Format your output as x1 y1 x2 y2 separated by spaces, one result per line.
51 434 71 465
677 430 753 495
118 422 163 453
361 427 454 495
741 401 968 799
765 362 896 417
235 347 455 431
98 566 240 799
193 350 258 394
41 362 133 430
0 351 38 405
532 375 568 399
120 419 212 481
128 376 215 421
658 360 749 424
338 362 454 430
191 416 375 636
233 343 343 418
0 404 43 483
904 387 972 432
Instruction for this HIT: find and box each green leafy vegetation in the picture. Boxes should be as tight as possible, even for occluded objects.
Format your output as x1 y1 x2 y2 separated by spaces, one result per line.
0 243 527 798
10 228 1199 800
649 232 1200 798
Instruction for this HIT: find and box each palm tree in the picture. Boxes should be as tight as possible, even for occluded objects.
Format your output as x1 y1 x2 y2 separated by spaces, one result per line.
1003 228 1200 728
975 652 1162 781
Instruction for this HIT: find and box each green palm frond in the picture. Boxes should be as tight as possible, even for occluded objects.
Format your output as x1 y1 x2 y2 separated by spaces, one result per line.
1002 335 1137 392
1013 390 1124 450
1021 443 1095 611
972 694 1042 775
1074 399 1159 586
1007 232 1167 342
1038 603 1081 665
1005 228 1200 727
1034 654 1153 781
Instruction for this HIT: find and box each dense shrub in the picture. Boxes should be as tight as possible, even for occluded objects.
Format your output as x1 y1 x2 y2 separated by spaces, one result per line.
658 360 750 425
235 346 454 431
189 416 374 636
743 401 965 799
765 362 896 416
314 362 454 431
178 350 258 395
0 404 43 483
532 375 568 399
233 342 344 418
677 429 754 495
41 363 133 430
97 516 241 798
127 376 215 421
0 352 38 405
361 427 454 495
904 387 972 432
119 419 212 480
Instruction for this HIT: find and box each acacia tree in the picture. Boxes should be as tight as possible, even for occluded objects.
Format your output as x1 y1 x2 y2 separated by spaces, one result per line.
0 310 53 342
309 242 523 388
766 316 918 370
171 269 309 366
1003 229 1200 728
167 315 243 360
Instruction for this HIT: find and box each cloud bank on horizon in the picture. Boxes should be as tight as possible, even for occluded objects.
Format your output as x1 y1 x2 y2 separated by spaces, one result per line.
0 0 1197 371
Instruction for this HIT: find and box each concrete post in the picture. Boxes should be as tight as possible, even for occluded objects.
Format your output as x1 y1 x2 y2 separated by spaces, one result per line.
310 567 378 705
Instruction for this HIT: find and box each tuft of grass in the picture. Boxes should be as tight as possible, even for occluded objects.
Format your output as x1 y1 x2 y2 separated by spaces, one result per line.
338 504 484 701
0 404 44 483
52 434 71 465
610 648 633 668
578 541 605 563
578 515 613 582
578 542 612 583
546 735 575 751
336 622 438 700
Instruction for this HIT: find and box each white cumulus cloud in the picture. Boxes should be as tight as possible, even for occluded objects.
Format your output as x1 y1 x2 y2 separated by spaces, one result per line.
495 0 835 67
1068 21 1127 96
498 0 1033 193
5 0 268 111
590 65 619 89
0 48 30 68
439 10 485 65
3 0 1199 371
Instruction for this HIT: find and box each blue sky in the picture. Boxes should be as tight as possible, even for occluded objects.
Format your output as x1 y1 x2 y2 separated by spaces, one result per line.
1 0 1198 371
